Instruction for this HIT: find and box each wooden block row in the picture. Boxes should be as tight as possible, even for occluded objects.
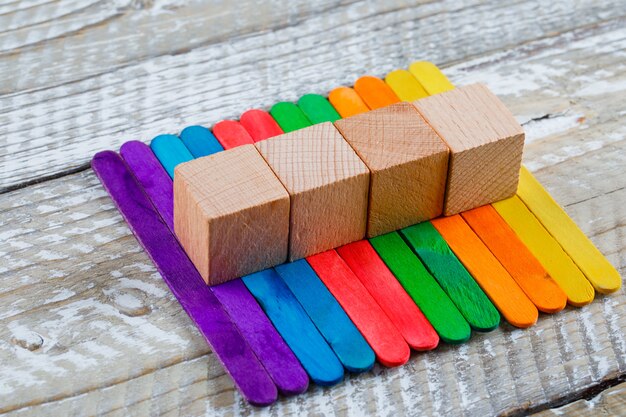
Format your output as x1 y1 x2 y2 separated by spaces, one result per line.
174 83 525 285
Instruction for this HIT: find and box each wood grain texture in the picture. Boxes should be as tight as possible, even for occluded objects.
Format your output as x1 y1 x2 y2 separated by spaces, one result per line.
414 84 525 215
532 381 626 417
255 122 370 260
173 145 290 284
335 102 449 237
3 0 624 193
461 205 568 314
1 2 625 415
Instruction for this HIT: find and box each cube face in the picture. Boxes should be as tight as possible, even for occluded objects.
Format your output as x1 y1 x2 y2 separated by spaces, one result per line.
174 145 290 285
334 102 450 237
414 83 525 215
256 122 370 260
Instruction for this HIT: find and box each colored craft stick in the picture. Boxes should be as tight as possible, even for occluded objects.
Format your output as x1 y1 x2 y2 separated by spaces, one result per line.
298 94 341 124
240 109 284 141
400 62 594 307
431 215 539 328
242 269 344 386
308 251 411 367
350 70 483 336
516 166 621 293
244 105 374 372
290 95 439 356
120 141 308 396
370 232 471 344
413 58 611 297
337 241 439 350
461 205 568 313
385 69 428 101
328 87 369 117
212 120 255 149
179 125 223 158
400 222 500 331
176 122 358 381
275 260 375 373
120 141 174 231
150 134 193 178
493 196 595 306
270 102 311 132
408 61 455 94
148 131 324 391
354 76 400 109
211 280 309 395
92 151 277 406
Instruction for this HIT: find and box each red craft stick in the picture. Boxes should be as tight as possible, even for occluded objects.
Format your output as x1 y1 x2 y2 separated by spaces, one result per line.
308 250 410 367
337 241 439 350
240 109 284 141
213 120 254 149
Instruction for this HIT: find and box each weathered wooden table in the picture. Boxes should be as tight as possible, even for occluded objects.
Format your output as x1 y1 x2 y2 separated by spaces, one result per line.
1 1 624 416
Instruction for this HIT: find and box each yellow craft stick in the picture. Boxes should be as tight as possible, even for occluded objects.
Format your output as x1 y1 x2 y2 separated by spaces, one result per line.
385 69 428 101
516 166 621 293
409 61 602 306
492 196 595 306
408 61 455 94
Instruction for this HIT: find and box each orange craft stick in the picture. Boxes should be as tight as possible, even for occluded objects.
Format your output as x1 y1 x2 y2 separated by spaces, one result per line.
328 87 369 118
431 215 539 328
461 205 567 313
354 76 400 109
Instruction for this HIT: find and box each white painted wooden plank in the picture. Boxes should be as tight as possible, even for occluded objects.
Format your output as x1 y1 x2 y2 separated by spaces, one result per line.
1 0 624 191
1 18 624 414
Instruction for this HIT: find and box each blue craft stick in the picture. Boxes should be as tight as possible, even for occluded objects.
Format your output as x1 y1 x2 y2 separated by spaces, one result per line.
275 260 375 373
150 134 194 178
150 135 344 386
242 269 344 386
180 125 224 158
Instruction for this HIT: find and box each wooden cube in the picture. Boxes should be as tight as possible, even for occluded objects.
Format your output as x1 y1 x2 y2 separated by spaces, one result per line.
334 102 450 237
173 145 290 285
414 83 525 215
255 122 370 260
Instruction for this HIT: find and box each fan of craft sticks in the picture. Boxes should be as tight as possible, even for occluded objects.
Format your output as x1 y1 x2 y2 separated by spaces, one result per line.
92 62 621 406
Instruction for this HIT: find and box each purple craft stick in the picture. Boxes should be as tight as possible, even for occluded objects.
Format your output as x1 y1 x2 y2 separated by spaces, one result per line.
92 150 277 406
120 141 175 231
119 141 309 396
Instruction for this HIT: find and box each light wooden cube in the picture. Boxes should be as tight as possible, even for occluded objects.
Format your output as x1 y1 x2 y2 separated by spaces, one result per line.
255 122 370 261
414 83 525 215
174 145 290 285
334 102 450 237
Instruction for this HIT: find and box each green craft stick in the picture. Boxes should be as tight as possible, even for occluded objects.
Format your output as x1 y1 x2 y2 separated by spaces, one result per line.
400 222 500 331
270 102 311 132
298 94 341 124
370 232 471 344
